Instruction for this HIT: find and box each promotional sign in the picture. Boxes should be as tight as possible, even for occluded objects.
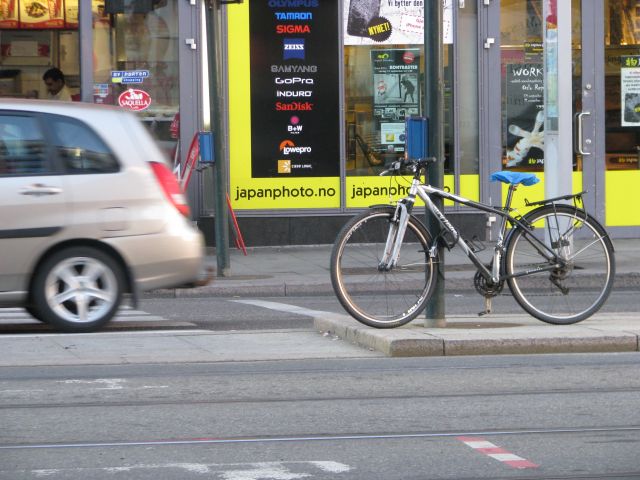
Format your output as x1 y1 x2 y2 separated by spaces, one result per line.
248 1 340 178
111 70 150 84
19 0 64 29
0 0 19 28
118 88 151 111
504 63 545 168
621 55 640 127
227 2 340 211
372 48 421 154
343 0 425 45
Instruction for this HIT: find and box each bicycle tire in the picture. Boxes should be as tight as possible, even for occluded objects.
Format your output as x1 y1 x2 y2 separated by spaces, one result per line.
330 206 437 328
505 204 615 324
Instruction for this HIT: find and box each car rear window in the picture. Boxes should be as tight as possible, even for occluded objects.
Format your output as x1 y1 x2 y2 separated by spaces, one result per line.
49 116 119 174
0 115 48 176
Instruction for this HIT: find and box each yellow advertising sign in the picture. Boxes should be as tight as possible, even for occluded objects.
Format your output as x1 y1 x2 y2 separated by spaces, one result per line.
227 1 341 210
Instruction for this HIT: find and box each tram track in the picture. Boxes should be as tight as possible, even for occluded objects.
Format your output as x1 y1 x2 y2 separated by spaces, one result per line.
2 424 640 451
1 384 640 410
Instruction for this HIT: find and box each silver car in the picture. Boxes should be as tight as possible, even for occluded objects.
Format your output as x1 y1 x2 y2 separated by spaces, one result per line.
0 99 204 332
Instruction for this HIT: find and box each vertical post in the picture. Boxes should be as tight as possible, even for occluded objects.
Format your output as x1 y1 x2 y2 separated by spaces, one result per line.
205 0 230 276
78 0 93 102
424 0 446 327
543 0 573 199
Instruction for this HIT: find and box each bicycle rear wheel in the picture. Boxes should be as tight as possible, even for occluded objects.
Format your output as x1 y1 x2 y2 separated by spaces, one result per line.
505 205 615 324
330 206 437 328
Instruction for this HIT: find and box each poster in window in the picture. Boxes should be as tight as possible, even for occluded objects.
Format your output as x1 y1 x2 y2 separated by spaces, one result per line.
0 0 19 28
19 0 64 28
344 0 423 45
248 1 340 178
621 55 640 127
504 63 544 169
372 48 420 153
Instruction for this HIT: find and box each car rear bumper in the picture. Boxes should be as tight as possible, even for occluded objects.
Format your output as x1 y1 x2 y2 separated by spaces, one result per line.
107 222 205 292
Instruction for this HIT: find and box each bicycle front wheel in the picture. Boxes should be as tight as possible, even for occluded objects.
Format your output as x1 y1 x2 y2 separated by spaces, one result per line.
505 205 615 324
330 207 437 328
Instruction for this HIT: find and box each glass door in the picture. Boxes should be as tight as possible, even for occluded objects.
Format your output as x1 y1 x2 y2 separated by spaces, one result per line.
598 0 640 229
498 1 584 209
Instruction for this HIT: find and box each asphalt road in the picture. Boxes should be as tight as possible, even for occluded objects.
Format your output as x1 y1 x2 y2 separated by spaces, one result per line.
2 354 640 479
137 289 640 331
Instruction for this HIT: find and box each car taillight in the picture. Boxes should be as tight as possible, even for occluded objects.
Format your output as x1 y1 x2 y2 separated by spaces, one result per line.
149 162 191 217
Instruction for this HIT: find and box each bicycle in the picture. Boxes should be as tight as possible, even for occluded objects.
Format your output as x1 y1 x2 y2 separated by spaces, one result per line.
330 157 615 328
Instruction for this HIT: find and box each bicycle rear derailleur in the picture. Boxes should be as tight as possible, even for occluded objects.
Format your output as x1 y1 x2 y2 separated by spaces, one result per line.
474 268 504 316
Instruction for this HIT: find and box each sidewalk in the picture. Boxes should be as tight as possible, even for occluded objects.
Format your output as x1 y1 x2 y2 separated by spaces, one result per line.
171 238 640 358
1 240 638 366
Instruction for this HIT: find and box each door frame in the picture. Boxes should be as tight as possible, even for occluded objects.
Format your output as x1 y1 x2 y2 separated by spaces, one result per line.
579 0 607 224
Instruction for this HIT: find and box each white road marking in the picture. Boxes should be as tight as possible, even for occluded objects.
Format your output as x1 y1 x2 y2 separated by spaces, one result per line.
0 307 171 325
232 299 330 317
59 379 169 391
0 329 208 339
19 461 351 479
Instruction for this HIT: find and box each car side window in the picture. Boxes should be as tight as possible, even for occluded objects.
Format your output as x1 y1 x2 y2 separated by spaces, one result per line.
0 115 48 176
49 116 119 174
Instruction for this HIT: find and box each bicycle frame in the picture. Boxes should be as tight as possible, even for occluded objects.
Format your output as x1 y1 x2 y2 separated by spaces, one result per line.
382 175 566 285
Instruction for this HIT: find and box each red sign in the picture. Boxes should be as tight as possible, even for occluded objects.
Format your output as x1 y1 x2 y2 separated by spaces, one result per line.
118 89 151 111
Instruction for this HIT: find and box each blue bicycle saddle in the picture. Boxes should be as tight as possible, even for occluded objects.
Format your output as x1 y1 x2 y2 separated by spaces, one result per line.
490 171 540 186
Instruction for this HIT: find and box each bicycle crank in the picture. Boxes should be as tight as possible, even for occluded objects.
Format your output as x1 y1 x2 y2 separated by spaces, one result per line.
474 269 504 316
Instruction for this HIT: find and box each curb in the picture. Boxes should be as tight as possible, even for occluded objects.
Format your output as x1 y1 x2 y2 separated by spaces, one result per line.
313 314 640 357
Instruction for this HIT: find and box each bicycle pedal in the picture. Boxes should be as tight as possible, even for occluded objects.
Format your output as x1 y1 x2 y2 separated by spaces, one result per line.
478 296 492 317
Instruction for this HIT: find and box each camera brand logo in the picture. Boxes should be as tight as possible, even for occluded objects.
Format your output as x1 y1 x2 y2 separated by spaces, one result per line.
288 115 303 134
276 24 311 34
279 139 312 155
283 38 305 60
278 160 292 173
274 12 313 20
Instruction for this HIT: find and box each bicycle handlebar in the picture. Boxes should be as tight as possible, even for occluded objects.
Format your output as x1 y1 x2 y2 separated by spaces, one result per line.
379 157 438 177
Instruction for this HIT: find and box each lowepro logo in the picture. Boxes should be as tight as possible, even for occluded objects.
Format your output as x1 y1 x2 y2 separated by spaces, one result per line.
279 139 312 155
283 38 305 61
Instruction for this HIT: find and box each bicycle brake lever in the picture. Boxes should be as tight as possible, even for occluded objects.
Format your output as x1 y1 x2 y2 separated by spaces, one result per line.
379 161 402 176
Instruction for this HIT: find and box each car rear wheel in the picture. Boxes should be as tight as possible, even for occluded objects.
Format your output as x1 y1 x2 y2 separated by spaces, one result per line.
31 247 124 333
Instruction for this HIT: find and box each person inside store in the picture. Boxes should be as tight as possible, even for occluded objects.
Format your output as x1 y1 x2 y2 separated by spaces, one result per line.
42 68 72 102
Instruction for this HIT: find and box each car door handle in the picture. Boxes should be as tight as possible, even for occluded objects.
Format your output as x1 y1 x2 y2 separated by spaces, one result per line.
20 184 63 196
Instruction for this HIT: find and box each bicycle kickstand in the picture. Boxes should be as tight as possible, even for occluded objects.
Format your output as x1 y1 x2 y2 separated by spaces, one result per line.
478 296 492 317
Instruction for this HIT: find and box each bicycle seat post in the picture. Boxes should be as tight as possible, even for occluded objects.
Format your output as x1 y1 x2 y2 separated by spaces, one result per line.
503 183 518 213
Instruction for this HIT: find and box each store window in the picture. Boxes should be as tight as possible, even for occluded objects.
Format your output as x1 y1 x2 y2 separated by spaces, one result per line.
604 0 640 171
92 0 179 157
458 0 478 175
0 4 80 100
344 44 424 176
500 0 583 172
0 1 178 155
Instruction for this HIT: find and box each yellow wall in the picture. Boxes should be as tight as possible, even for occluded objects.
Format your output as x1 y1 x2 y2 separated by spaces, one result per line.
606 170 640 226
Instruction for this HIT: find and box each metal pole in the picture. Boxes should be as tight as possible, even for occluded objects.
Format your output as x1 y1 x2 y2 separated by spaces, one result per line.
424 0 446 327
205 0 230 276
543 0 573 199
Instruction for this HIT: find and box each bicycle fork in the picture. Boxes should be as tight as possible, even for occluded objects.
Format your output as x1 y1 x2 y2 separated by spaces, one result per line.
379 200 411 271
